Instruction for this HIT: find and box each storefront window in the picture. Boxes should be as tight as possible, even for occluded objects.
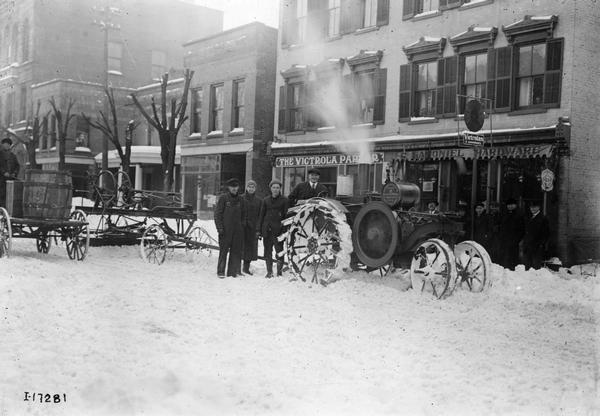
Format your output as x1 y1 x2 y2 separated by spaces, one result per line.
284 167 305 196
181 155 221 211
406 162 439 210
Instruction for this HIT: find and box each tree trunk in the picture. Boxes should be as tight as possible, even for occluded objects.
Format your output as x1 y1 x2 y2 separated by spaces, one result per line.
58 135 66 171
27 142 39 169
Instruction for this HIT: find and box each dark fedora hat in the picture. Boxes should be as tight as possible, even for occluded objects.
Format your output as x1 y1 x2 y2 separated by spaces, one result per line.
506 198 518 205
225 178 240 187
307 167 321 175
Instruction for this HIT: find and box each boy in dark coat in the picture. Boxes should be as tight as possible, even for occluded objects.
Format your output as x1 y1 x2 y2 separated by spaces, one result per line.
499 198 525 270
214 178 246 278
522 201 550 270
288 167 328 206
241 180 262 275
258 179 289 278
0 137 20 205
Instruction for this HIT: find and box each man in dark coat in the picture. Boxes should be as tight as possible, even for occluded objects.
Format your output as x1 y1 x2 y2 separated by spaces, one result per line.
499 198 525 270
258 179 289 278
241 180 262 275
288 167 328 206
214 178 246 278
0 137 20 206
472 202 492 251
522 201 550 270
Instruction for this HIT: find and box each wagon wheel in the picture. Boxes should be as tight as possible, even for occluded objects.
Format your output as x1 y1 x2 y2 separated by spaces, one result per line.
36 233 52 254
185 226 218 256
94 170 117 209
0 207 12 258
285 202 352 286
65 210 90 261
410 238 458 299
140 224 169 265
116 170 134 206
454 240 492 292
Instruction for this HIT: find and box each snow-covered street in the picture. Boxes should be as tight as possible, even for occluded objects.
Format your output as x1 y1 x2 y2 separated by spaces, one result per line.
0 226 598 416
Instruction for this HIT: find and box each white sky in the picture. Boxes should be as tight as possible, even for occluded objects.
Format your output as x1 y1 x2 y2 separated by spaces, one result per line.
191 0 280 29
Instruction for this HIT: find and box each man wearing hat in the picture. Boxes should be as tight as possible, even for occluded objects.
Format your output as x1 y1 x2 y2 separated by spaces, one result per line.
522 201 549 270
288 167 329 206
0 137 20 206
499 198 525 269
214 178 246 278
241 180 262 275
258 178 289 278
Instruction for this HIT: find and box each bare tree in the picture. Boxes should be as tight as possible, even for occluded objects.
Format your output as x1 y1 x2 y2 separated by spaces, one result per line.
48 97 76 171
129 69 194 192
4 101 48 169
82 88 139 174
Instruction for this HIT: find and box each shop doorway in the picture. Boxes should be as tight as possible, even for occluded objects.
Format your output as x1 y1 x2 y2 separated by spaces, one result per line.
220 153 246 191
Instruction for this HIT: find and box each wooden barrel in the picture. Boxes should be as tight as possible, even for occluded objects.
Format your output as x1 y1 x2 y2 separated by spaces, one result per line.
22 170 72 219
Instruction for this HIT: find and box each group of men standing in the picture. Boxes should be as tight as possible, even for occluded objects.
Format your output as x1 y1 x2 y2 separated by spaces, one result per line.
214 167 327 279
0 137 20 206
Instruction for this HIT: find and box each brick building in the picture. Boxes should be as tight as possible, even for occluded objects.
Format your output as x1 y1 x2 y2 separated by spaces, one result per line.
271 0 599 264
0 0 223 190
181 22 278 211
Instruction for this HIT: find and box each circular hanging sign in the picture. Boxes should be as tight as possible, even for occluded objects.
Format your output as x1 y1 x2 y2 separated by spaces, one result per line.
464 99 485 132
541 168 555 192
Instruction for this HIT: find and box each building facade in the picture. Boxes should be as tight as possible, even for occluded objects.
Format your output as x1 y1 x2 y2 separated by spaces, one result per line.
181 22 278 211
272 0 599 265
0 0 223 190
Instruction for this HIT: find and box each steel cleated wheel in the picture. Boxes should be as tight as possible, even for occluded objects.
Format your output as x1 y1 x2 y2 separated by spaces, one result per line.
283 200 352 286
185 226 218 256
140 224 169 265
454 240 492 292
410 238 458 299
65 210 90 261
0 207 12 258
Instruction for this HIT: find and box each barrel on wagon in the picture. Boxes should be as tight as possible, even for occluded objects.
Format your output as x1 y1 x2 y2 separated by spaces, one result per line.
22 170 72 219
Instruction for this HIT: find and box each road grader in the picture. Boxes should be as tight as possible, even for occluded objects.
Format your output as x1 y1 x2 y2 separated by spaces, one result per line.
280 180 492 299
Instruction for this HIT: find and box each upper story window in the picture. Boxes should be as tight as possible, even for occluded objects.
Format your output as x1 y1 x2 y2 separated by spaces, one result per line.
415 61 438 117
11 23 18 62
232 79 245 129
108 42 123 73
191 88 202 134
3 25 9 62
296 0 308 44
21 19 29 62
288 83 305 131
210 83 224 132
363 0 378 28
417 0 439 14
346 50 386 125
328 0 341 37
278 65 308 133
151 50 167 80
517 44 546 107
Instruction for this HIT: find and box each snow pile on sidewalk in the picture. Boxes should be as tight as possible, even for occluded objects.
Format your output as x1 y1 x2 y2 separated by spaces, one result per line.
0 228 597 416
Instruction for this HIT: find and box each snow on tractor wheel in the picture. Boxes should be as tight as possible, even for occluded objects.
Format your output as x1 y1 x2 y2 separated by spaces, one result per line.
454 240 492 292
410 238 458 299
282 198 352 286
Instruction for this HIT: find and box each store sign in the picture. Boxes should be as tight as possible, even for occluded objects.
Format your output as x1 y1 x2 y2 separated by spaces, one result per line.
400 144 553 161
541 168 555 191
275 152 384 167
460 131 485 147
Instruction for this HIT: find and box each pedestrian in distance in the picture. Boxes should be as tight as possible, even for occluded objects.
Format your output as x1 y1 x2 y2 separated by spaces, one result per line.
258 179 289 278
522 201 550 270
288 167 328 206
214 178 246 278
427 201 440 214
472 202 492 251
499 198 525 270
241 180 262 275
0 137 20 206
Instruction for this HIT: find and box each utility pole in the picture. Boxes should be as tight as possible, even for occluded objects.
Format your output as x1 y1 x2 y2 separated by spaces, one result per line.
92 1 121 176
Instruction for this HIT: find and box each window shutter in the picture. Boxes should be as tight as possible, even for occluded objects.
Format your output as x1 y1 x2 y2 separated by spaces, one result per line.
343 74 357 125
443 56 457 115
439 0 448 8
544 38 563 105
305 81 318 130
373 68 387 124
494 46 512 111
398 64 412 120
281 0 297 46
278 85 287 133
486 48 496 109
402 0 415 19
436 59 445 116
377 0 390 26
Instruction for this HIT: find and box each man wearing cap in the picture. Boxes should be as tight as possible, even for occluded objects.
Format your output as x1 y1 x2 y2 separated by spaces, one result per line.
214 178 246 278
0 137 20 206
258 178 288 278
522 201 549 270
241 180 262 275
499 198 525 269
288 167 328 206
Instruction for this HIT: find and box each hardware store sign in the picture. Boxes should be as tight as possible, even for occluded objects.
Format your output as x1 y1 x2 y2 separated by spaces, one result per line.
276 152 384 167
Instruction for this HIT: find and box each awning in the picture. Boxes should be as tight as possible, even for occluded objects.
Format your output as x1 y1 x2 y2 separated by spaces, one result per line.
94 145 181 168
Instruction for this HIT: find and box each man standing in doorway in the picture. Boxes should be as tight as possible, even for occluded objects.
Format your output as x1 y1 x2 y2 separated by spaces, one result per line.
499 198 525 270
0 137 20 206
288 167 328 206
522 201 549 270
214 178 246 278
